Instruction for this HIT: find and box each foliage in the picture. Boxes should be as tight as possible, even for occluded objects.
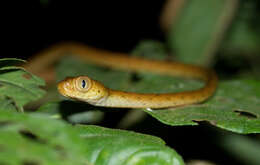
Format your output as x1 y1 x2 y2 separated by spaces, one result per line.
56 41 260 134
0 110 184 165
2 1 260 164
0 59 45 112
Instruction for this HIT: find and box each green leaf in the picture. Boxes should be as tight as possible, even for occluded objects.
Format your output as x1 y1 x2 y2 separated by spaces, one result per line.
0 59 46 112
56 41 260 134
145 79 260 134
221 0 260 53
0 58 25 68
132 40 170 60
0 96 17 111
168 0 238 65
0 110 184 165
77 125 184 165
0 111 90 165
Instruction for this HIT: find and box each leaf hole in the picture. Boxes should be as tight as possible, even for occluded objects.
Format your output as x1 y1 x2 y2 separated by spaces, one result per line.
0 121 13 128
234 110 257 119
19 130 46 144
130 73 142 83
22 160 40 165
192 120 217 126
54 145 67 159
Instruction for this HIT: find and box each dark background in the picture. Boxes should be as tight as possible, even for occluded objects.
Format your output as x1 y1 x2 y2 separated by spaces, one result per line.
5 1 252 165
6 1 165 59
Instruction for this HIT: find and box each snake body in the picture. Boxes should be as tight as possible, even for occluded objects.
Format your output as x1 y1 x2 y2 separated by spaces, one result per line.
25 43 218 109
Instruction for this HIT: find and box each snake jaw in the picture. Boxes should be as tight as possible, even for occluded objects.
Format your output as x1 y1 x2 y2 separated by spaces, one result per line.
57 77 75 98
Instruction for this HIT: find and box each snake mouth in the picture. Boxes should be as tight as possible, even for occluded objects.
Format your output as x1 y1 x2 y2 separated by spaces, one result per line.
57 81 67 97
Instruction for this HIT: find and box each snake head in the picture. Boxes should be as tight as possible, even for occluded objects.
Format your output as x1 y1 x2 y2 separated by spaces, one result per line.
57 76 109 105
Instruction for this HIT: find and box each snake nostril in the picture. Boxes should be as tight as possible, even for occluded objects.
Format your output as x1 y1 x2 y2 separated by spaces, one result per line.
65 82 70 88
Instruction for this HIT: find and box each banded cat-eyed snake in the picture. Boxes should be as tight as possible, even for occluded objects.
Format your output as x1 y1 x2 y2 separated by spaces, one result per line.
25 43 218 109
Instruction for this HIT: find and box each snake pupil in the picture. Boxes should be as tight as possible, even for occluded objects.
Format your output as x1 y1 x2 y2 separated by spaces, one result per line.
82 80 86 88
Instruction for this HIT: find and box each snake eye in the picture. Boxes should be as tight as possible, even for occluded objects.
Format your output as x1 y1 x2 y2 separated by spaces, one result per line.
75 76 91 92
82 80 86 88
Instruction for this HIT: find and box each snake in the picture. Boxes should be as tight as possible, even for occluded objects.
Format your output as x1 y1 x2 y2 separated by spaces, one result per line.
25 42 218 109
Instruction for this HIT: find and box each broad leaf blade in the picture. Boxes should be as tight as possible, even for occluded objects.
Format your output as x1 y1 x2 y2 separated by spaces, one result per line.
0 59 46 111
0 111 90 165
168 0 238 65
77 125 183 165
0 110 184 165
145 79 260 134
221 0 260 54
0 58 25 68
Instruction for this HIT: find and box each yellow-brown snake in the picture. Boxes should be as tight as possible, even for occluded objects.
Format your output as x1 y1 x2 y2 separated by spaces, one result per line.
24 42 218 109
